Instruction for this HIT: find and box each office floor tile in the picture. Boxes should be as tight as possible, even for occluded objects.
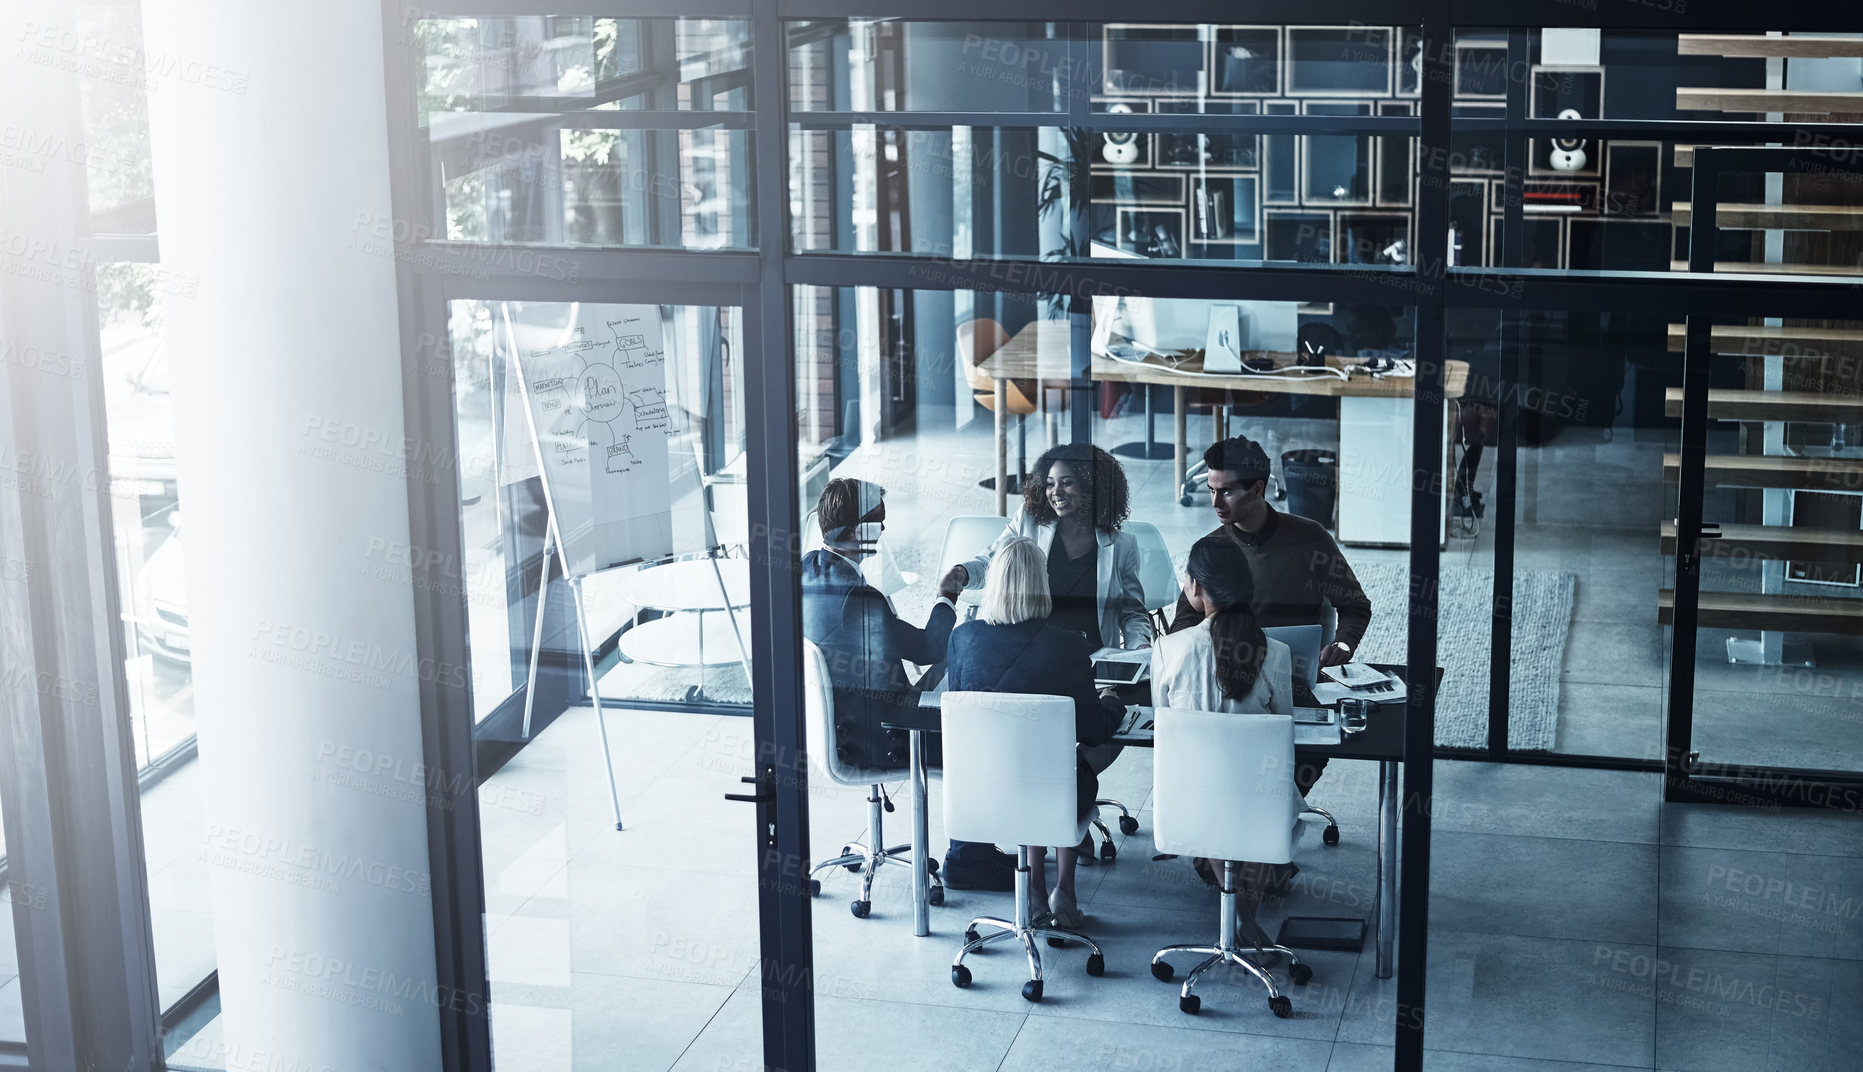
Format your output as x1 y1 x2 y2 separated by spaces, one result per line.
672 987 1029 1072
487 975 736 1072
1551 682 1665 762
998 1013 1333 1072
1659 800 1863 860
1657 845 1794 956
1338 932 1656 1067
1430 761 1662 845
1645 946 1854 1072
1429 831 1658 946
1326 1041 1642 1072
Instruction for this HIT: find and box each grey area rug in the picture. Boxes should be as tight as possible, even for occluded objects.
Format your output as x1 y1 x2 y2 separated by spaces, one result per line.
1351 562 1576 751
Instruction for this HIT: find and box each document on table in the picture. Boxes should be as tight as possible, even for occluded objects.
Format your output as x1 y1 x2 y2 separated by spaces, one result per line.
1311 677 1406 706
1114 706 1341 746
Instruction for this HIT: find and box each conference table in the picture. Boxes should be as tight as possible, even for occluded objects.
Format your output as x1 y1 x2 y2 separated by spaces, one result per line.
886 663 1436 982
977 322 1469 546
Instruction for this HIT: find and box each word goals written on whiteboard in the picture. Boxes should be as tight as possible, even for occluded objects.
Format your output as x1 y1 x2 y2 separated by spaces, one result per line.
515 305 676 578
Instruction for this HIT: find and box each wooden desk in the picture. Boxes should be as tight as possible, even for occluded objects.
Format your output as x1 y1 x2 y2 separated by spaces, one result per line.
979 323 1469 545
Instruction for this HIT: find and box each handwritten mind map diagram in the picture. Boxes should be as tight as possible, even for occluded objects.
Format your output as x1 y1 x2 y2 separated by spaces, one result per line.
517 304 675 573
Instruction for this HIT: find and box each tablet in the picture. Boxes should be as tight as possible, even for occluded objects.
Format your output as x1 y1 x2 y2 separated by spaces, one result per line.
1093 659 1146 684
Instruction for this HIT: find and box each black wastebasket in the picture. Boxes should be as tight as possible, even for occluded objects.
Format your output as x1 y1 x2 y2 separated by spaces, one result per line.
1280 449 1338 529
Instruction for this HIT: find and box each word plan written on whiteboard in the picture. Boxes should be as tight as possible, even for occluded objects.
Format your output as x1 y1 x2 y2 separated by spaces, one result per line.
515 304 675 578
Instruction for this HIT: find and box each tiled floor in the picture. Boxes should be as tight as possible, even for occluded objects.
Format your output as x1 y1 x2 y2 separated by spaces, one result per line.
453 701 1862 1072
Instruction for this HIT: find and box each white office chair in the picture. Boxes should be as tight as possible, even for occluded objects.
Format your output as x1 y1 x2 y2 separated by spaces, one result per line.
941 691 1106 1002
1125 519 1180 635
1300 602 1342 847
1149 707 1312 1017
937 516 1011 604
802 640 944 917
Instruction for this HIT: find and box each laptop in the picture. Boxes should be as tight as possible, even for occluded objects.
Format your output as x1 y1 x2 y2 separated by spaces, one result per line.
1262 624 1324 690
1092 646 1151 688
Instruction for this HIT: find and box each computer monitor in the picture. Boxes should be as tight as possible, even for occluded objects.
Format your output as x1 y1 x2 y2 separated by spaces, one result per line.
1119 298 1300 357
1263 624 1324 689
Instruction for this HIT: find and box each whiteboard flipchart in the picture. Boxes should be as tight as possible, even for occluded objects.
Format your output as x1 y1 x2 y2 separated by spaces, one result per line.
510 303 679 578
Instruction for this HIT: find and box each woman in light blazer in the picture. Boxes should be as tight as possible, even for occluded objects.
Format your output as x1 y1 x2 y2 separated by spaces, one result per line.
1149 534 1295 929
937 443 1153 652
1150 534 1293 717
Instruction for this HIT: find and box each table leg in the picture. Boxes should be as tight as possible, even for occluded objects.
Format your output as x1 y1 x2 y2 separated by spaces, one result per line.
994 378 1008 517
1213 404 1227 446
911 729 930 937
1376 759 1398 979
1172 386 1188 496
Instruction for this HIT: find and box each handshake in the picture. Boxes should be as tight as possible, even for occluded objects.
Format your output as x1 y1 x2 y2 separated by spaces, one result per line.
936 564 969 602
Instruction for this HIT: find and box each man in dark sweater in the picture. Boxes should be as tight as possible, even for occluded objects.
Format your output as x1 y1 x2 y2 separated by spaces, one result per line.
1168 436 1375 797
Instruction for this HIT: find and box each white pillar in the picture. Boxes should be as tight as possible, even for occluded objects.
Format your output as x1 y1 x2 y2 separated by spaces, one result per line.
141 3 443 1069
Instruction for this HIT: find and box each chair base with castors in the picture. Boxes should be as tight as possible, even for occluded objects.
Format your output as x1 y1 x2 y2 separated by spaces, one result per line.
1301 804 1340 846
807 783 944 916
1087 798 1140 861
1150 860 1310 1017
950 847 1104 1001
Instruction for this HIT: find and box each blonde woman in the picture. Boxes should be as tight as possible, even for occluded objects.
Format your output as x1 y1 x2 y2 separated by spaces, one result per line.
945 536 1124 929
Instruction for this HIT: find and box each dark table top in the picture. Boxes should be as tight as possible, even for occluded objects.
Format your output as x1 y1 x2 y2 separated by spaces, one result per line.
887 663 1438 764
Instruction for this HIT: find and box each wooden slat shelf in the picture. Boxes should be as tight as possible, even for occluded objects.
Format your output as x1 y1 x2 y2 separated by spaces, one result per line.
1673 202 1863 231
1664 387 1863 422
1663 452 1863 492
1661 521 1863 564
1668 260 1863 277
1678 87 1863 114
1658 589 1863 633
1679 35 1863 59
1665 324 1863 360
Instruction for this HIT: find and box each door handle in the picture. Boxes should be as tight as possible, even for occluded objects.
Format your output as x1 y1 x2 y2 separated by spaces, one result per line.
1699 523 1722 539
724 775 772 804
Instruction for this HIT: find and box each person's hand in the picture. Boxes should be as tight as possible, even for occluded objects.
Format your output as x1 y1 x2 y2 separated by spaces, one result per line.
1098 686 1121 701
1319 642 1353 668
937 564 968 601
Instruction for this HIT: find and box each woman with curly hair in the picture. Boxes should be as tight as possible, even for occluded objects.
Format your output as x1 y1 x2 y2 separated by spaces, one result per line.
938 442 1152 652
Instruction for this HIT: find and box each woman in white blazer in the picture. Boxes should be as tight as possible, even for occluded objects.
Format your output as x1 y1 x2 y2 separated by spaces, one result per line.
1150 534 1293 716
937 443 1153 652
1149 533 1295 927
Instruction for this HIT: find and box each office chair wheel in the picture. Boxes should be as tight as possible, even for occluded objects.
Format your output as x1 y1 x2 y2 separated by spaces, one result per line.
1046 936 1067 949
1178 994 1200 1015
808 879 821 897
1086 953 1105 977
951 965 972 988
844 862 863 873
928 885 945 906
1119 815 1139 836
1099 840 1117 861
1179 493 1196 508
1269 995 1293 1018
850 900 871 919
1021 980 1043 1003
926 858 940 875
964 927 982 944
1289 962 1313 986
1322 825 1340 846
1150 961 1174 982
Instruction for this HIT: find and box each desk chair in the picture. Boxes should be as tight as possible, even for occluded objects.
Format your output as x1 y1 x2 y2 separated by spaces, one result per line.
937 515 1010 606
802 640 945 917
942 691 1107 1002
1149 708 1311 1017
1300 603 1342 847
